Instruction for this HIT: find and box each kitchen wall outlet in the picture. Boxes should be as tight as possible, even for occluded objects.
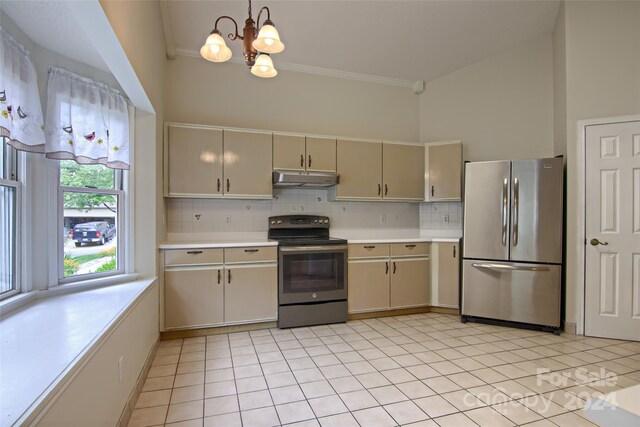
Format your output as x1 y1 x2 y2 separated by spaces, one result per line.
290 205 297 212
118 356 124 383
443 214 449 223
195 213 201 221
380 214 387 224
225 215 231 224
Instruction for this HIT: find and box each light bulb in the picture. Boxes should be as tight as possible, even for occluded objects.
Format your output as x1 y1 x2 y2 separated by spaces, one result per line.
260 65 268 72
265 38 274 46
210 44 220 53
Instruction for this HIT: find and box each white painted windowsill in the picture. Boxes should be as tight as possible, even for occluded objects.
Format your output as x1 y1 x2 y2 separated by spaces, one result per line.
0 277 157 426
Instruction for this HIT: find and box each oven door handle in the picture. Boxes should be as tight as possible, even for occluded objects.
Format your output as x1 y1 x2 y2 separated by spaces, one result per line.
279 245 348 252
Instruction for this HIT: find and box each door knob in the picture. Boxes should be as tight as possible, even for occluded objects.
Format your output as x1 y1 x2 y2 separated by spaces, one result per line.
590 238 609 246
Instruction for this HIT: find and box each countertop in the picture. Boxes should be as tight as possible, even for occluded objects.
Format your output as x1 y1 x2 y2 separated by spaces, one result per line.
583 384 640 426
159 230 461 249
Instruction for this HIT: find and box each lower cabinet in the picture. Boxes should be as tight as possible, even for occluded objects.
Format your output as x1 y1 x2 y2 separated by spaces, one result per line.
348 260 390 312
165 267 224 328
433 241 460 308
348 243 430 313
225 265 278 323
390 258 430 308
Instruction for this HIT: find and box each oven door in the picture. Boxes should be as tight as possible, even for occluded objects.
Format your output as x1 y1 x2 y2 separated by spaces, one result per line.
279 245 348 305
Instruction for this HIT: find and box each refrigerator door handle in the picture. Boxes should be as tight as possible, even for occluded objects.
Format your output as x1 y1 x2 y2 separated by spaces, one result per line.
513 177 519 246
501 178 508 246
472 262 550 272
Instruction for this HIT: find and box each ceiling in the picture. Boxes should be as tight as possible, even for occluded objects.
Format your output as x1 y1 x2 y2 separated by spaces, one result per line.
166 0 561 83
0 1 109 72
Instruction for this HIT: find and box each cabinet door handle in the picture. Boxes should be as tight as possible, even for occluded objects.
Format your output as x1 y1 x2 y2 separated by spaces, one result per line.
378 184 381 196
227 269 231 284
300 154 304 168
385 262 389 275
308 154 312 168
431 185 435 197
217 269 221 284
384 184 388 196
393 262 397 274
244 249 259 253
363 245 376 249
217 178 221 192
453 246 456 258
226 178 230 192
405 244 416 248
186 250 203 255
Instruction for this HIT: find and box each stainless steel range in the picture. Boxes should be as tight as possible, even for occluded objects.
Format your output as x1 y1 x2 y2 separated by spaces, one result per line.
268 215 348 329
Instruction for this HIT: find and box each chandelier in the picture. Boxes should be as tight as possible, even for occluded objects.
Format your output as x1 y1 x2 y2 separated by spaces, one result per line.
200 0 285 78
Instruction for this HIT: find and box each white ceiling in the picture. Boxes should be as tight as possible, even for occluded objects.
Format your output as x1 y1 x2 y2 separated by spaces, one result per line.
0 1 109 72
166 0 560 83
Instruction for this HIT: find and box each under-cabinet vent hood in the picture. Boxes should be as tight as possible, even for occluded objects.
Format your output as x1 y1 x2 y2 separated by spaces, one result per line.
272 170 340 188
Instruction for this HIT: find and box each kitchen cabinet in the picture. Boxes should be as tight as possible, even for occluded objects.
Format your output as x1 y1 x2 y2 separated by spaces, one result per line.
166 124 223 197
273 134 336 172
165 124 272 199
426 141 462 201
432 242 460 308
334 138 382 199
383 144 425 201
348 242 430 313
163 246 277 330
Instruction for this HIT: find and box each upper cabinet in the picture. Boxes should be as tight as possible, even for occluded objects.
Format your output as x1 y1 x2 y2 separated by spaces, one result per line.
333 139 424 201
426 141 462 201
383 144 425 201
273 134 336 172
165 124 272 199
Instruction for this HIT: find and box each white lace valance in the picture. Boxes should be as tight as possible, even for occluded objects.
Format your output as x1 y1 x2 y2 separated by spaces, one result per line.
0 27 45 152
45 67 130 170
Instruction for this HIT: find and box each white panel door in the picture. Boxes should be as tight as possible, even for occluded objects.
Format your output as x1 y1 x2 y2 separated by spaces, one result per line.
585 120 640 340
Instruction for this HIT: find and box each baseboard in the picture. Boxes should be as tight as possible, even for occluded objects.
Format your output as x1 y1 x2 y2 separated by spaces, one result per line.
117 335 160 427
429 306 460 315
348 306 430 320
161 321 278 341
564 322 577 334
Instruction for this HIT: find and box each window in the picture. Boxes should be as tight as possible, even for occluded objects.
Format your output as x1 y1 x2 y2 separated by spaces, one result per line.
0 138 20 299
59 160 124 281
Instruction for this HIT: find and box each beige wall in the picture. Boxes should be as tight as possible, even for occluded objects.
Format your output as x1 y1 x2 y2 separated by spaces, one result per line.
552 2 567 158
100 0 167 277
165 56 419 141
419 35 555 162
560 1 640 326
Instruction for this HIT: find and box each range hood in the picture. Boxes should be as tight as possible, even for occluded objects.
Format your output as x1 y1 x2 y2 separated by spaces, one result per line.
272 170 340 188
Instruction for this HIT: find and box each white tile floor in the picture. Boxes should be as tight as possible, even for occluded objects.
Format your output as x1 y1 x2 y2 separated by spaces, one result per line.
128 313 640 427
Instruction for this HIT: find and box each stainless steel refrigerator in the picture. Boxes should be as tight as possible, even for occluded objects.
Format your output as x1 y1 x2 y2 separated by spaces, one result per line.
461 157 563 332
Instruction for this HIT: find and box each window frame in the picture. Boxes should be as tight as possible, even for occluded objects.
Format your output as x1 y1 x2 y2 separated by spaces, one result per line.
57 167 125 284
0 139 21 301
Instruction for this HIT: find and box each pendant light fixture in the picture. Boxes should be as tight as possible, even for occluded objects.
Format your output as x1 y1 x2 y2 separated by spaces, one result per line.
200 0 285 78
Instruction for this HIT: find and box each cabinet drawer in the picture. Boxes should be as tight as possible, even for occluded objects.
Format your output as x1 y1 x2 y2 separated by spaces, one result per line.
390 243 430 257
225 247 277 264
165 249 223 266
349 244 389 259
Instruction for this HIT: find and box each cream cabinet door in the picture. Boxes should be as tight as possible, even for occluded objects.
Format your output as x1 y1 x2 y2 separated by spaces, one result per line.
273 134 305 171
223 130 273 198
165 267 224 328
348 260 390 313
306 136 336 172
437 243 460 308
382 144 424 201
390 258 430 308
167 125 223 196
224 265 278 323
428 142 462 201
335 139 382 199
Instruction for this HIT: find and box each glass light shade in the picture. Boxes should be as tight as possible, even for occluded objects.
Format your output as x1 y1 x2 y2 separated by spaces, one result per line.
200 32 232 62
252 24 285 54
251 54 278 78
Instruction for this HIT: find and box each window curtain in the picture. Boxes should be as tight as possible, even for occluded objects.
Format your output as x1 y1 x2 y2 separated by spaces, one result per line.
45 67 130 170
0 27 45 152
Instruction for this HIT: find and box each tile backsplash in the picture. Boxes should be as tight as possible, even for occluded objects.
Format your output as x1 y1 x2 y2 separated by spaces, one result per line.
166 189 462 233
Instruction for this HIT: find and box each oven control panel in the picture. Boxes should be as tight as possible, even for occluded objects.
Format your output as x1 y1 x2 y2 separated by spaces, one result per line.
268 215 330 228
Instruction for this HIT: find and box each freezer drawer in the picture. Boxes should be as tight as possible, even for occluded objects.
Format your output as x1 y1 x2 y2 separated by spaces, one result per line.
462 260 561 327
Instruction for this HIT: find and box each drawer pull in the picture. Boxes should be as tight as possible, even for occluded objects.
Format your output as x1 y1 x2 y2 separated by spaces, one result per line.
300 154 304 167
187 251 203 255
244 249 259 253
217 269 221 284
228 269 231 284
385 262 389 274
405 244 416 248
363 245 376 249
453 246 456 258
393 261 397 274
